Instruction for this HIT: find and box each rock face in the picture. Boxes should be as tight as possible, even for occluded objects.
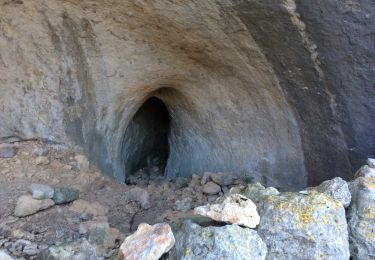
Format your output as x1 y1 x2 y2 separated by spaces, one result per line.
257 192 350 259
119 223 175 260
347 176 375 260
14 195 54 217
2 0 374 188
194 193 260 228
166 220 267 260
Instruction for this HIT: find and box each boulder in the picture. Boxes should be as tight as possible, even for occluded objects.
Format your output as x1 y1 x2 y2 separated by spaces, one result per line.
166 220 267 260
202 182 221 195
0 144 18 158
347 176 375 260
53 187 79 204
194 193 260 228
36 238 97 260
123 187 150 209
366 158 375 168
257 192 350 259
29 183 54 200
14 195 54 217
306 177 351 207
355 165 375 178
119 223 175 260
70 199 109 217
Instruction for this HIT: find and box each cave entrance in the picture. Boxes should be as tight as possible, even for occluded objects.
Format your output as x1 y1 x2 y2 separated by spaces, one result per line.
124 97 170 185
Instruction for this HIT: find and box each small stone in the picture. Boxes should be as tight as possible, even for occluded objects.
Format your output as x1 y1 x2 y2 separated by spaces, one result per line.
202 182 221 195
75 155 90 171
355 165 375 178
0 144 18 158
166 220 267 260
31 147 49 157
194 193 260 228
14 195 54 217
70 199 108 217
119 223 175 260
29 183 54 200
306 177 351 207
175 177 189 188
79 212 93 222
53 187 79 204
35 156 50 166
123 187 150 209
366 158 375 168
174 197 192 212
37 239 97 259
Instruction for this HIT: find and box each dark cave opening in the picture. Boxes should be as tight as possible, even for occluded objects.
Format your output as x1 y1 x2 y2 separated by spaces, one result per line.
124 97 170 183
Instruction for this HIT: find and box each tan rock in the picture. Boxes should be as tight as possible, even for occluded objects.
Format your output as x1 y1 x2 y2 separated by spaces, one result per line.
194 193 260 228
119 223 175 260
35 156 50 166
75 155 90 171
14 195 54 217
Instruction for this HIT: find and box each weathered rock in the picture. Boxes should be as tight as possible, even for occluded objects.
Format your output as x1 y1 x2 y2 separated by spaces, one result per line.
53 187 79 204
75 155 90 171
174 197 192 213
123 187 150 209
242 182 280 205
202 182 221 195
32 147 49 157
0 250 13 260
29 183 54 200
15 195 54 217
166 220 267 260
0 144 17 158
70 199 108 217
36 239 97 260
306 177 351 207
258 192 350 259
35 156 50 166
194 193 260 228
366 158 375 168
355 165 375 178
119 223 175 260
347 176 375 260
201 172 238 186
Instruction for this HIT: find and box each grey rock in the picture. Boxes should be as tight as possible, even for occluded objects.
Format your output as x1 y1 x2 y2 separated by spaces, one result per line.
366 158 375 168
123 187 150 209
306 177 351 207
257 192 349 260
201 172 238 187
242 182 280 205
32 147 49 157
355 165 375 178
166 220 267 260
175 177 190 188
36 238 97 260
53 187 79 204
202 182 221 195
0 144 17 158
23 243 39 256
174 197 192 212
29 183 54 200
347 176 375 260
0 250 13 260
15 195 54 217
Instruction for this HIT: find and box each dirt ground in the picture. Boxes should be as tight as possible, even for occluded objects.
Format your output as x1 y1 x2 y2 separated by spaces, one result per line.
0 141 219 259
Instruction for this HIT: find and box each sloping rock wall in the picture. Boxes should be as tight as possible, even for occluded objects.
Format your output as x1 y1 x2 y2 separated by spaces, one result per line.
0 0 374 189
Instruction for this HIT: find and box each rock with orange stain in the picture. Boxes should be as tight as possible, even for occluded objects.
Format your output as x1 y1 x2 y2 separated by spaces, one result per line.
119 223 175 260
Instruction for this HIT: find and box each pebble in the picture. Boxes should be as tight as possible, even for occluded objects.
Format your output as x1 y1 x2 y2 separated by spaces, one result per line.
29 183 54 200
203 182 221 195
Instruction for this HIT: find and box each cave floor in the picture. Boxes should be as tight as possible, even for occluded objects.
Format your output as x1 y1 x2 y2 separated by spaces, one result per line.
0 141 218 258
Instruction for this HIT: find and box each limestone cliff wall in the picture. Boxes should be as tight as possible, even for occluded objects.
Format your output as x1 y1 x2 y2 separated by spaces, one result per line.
0 0 373 189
